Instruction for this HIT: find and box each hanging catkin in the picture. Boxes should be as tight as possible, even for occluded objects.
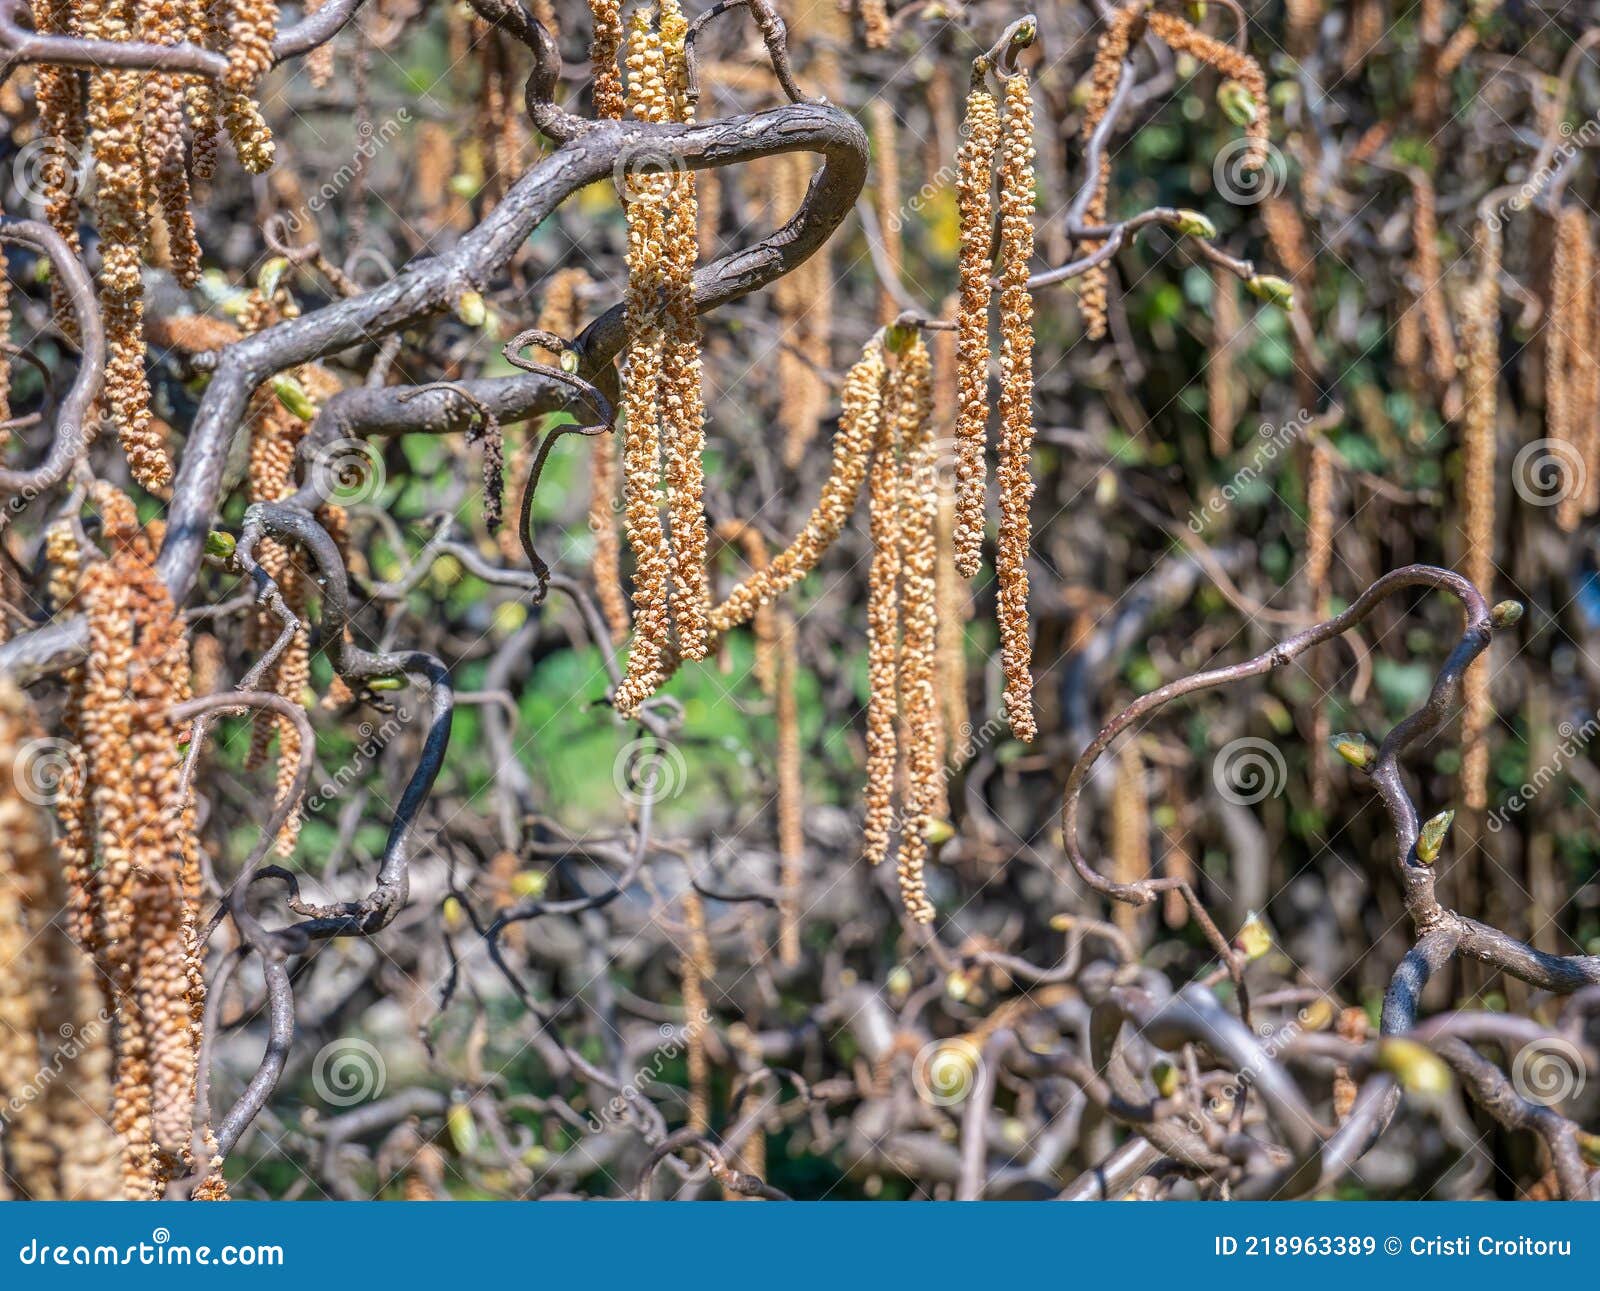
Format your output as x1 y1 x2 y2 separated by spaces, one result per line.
1305 431 1335 811
613 11 676 717
996 73 1037 743
863 340 905 872
1208 265 1241 456
870 100 903 326
1145 12 1270 171
895 335 939 924
953 77 1001 579
1461 218 1502 812
1549 208 1588 534
589 0 626 119
678 889 714 1131
1110 740 1149 940
1407 170 1458 386
1078 5 1140 341
711 338 886 631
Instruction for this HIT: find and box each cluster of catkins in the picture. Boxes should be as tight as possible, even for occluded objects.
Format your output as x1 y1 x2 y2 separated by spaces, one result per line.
954 61 1039 745
0 680 124 1199
1079 5 1270 341
613 0 712 716
49 484 222 1199
32 0 282 491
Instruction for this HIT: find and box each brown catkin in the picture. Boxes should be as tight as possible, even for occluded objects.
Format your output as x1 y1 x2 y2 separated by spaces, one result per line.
1145 12 1270 173
678 889 713 1131
863 340 904 872
775 609 804 964
996 74 1037 743
1079 5 1140 341
222 0 279 173
1549 208 1588 534
1408 171 1458 386
870 100 903 326
0 251 10 445
1208 266 1242 456
33 0 85 333
589 0 625 119
1110 741 1149 940
1305 432 1335 811
953 82 1001 579
1461 218 1502 812
895 335 939 925
139 0 201 289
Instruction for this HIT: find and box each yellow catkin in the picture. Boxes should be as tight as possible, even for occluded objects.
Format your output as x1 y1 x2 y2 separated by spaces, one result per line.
1285 0 1322 57
996 74 1037 743
895 335 939 925
711 339 887 631
1110 741 1149 940
1208 266 1241 456
613 10 676 716
954 82 1001 579
858 0 890 49
1550 208 1588 534
659 0 711 663
1461 219 1502 812
589 0 626 119
33 0 85 334
1305 432 1335 811
870 100 903 326
863 340 904 872
1145 13 1270 173
679 889 714 1131
1079 5 1140 341
1408 172 1458 386
775 610 804 965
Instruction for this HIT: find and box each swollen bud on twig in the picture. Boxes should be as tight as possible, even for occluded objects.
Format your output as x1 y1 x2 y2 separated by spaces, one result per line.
204 531 237 560
270 376 316 422
1151 1059 1180 1098
257 256 291 299
1246 274 1296 310
1217 79 1259 127
453 290 488 328
368 675 407 692
1490 599 1524 630
1172 209 1218 239
1376 1037 1453 1098
1331 732 1378 771
1234 910 1273 961
1415 809 1454 866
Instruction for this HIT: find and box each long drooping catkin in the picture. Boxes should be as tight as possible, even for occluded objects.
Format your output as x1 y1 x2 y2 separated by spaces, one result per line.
678 889 714 1131
221 0 279 174
954 80 1001 578
863 343 905 872
1549 208 1588 534
895 335 939 924
1408 171 1458 387
1145 11 1270 172
1461 218 1502 812
659 0 711 662
1208 266 1241 456
775 610 805 964
871 100 903 326
1079 5 1140 341
996 74 1037 743
613 12 675 717
711 339 887 631
1305 431 1335 811
1110 740 1148 940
